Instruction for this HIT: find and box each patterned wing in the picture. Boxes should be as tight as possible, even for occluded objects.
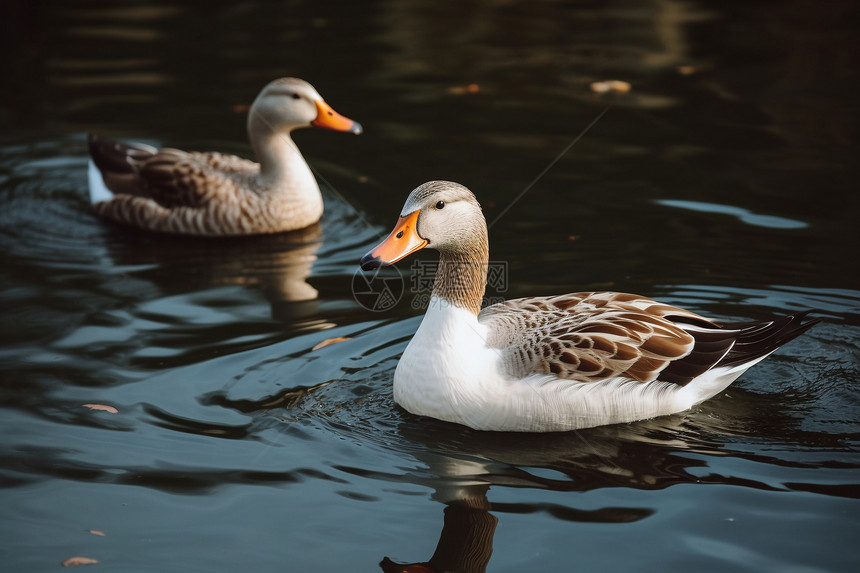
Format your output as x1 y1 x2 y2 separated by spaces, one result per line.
137 150 257 209
480 292 723 384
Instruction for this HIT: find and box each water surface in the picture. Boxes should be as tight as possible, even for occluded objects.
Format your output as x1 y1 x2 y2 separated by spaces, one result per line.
1 1 858 571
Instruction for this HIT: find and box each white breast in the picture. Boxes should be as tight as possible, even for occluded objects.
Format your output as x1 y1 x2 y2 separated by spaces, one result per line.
394 297 504 428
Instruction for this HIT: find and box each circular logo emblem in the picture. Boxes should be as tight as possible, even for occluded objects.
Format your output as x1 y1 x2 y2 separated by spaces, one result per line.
351 266 404 312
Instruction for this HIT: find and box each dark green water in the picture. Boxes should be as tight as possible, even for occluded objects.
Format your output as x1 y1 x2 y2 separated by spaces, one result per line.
1 1 858 571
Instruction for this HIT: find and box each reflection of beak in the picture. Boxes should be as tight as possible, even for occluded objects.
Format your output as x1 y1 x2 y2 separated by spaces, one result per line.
311 100 363 134
361 210 427 271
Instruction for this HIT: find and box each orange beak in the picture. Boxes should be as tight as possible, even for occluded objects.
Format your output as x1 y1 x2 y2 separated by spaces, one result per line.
311 99 363 134
360 210 428 271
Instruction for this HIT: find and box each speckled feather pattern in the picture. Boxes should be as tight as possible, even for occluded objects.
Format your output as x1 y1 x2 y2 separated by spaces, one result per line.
480 292 716 384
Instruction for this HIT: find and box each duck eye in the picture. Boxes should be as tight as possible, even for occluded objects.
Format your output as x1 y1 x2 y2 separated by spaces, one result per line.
291 93 301 100
435 201 445 210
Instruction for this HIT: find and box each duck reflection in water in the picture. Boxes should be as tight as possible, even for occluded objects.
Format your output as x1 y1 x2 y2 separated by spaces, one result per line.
380 492 496 573
210 224 327 325
374 397 802 573
377 417 704 573
101 221 332 330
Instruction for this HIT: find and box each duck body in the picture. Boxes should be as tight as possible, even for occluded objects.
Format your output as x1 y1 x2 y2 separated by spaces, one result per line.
88 77 361 236
362 181 819 432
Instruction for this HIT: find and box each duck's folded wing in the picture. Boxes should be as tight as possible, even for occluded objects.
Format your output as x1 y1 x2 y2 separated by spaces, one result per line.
88 135 255 209
480 291 732 384
137 150 255 209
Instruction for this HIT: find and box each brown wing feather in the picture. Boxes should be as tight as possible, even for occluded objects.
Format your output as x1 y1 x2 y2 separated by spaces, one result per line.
137 150 257 209
89 134 258 209
480 292 719 384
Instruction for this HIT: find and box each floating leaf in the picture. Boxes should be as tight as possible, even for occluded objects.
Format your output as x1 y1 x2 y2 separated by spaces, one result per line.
83 404 118 414
62 556 98 567
312 337 351 351
87 530 106 537
590 80 632 94
446 83 480 95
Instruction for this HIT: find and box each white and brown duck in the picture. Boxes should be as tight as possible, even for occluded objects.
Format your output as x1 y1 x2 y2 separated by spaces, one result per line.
360 181 819 432
88 77 362 236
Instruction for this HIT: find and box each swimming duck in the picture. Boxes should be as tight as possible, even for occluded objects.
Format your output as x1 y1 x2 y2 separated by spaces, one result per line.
88 77 362 236
360 181 819 432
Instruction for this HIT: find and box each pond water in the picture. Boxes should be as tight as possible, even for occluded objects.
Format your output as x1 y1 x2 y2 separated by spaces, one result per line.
2 0 859 571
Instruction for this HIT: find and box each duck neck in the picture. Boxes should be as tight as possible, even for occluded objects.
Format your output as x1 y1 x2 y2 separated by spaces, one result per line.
248 114 317 194
432 232 489 316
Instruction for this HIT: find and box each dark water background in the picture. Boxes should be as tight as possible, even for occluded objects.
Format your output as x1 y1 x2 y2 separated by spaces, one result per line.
1 0 859 571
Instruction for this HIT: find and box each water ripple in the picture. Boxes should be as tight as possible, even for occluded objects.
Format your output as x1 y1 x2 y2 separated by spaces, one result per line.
657 199 808 229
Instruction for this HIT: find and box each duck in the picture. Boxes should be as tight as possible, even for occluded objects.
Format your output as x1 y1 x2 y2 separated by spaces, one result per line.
87 77 362 236
360 181 819 432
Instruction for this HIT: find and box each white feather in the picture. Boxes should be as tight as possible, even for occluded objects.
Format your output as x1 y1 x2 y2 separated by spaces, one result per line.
87 159 113 204
674 352 773 409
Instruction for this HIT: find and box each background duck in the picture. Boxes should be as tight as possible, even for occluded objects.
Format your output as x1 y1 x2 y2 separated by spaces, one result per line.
361 181 819 432
88 77 362 236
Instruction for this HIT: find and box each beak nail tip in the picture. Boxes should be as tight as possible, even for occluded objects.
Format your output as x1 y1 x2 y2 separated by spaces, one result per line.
360 254 381 271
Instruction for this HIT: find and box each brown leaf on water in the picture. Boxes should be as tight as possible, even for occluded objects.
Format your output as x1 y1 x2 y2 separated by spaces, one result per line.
83 404 118 414
231 103 251 113
312 337 351 351
590 80 632 94
62 556 99 567
446 83 480 95
677 65 697 76
87 530 106 537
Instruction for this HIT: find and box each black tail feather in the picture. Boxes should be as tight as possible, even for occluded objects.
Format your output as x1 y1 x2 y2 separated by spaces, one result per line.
659 329 737 385
659 311 820 386
88 134 154 174
720 311 820 368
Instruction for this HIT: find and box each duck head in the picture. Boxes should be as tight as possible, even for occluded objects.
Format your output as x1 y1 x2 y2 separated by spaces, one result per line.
361 181 486 271
248 77 363 135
